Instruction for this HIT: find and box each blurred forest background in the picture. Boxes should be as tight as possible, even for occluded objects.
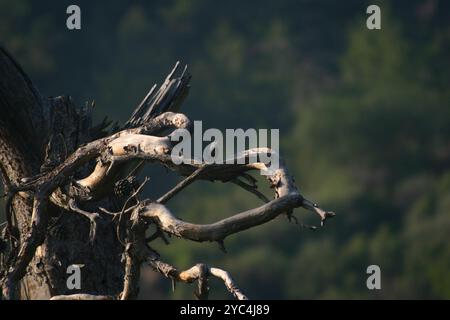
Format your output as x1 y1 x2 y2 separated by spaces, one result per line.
0 0 449 299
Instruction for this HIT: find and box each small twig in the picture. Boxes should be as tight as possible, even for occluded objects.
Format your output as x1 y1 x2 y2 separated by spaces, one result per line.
239 173 258 188
125 160 145 179
121 177 149 214
68 199 101 244
68 199 101 221
98 205 137 217
157 165 206 204
288 214 318 230
145 230 160 242
301 199 336 226
146 229 169 245
217 240 227 253
232 178 270 203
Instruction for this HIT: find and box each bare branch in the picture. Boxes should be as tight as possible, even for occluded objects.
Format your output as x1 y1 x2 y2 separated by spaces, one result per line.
50 294 114 300
301 199 336 226
76 134 172 191
68 199 102 243
209 267 247 300
157 165 206 204
13 112 190 201
149 259 248 300
138 149 334 242
232 178 270 203
140 196 302 242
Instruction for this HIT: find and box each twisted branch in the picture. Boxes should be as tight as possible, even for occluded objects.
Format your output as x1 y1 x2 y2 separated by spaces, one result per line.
149 259 248 300
0 59 335 300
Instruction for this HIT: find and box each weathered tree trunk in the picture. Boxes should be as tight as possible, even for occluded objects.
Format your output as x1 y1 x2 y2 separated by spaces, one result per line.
0 47 123 299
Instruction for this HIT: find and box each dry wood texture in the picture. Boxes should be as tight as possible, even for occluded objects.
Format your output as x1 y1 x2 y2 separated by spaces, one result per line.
0 47 334 300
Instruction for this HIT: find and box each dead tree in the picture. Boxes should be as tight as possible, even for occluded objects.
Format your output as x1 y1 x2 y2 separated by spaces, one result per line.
0 47 334 300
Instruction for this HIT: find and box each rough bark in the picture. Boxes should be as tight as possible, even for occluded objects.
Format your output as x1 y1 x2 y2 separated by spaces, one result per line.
0 47 334 300
0 47 124 299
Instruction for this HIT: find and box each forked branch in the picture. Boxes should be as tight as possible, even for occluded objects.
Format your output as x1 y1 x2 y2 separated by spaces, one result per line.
0 60 335 300
149 259 248 300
